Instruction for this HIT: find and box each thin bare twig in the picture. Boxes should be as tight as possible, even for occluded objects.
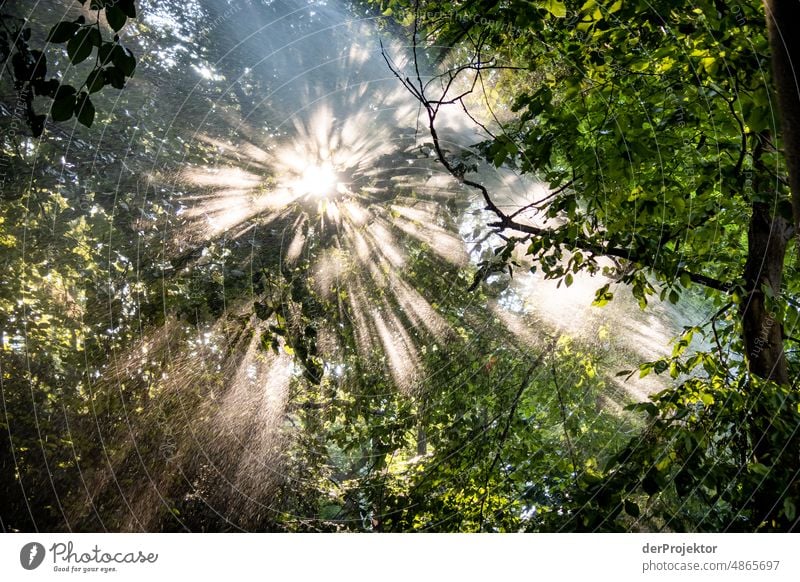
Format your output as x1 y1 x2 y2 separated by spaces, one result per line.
379 17 734 296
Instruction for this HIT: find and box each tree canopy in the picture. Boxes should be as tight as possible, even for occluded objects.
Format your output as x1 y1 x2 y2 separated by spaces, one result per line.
0 0 798 533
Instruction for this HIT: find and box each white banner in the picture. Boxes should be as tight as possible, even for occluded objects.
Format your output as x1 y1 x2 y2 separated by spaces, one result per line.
1 534 798 581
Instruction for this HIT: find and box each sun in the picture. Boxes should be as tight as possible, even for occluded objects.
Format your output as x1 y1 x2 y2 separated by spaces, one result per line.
294 161 340 198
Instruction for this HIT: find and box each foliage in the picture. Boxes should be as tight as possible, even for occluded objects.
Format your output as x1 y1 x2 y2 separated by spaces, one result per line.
585 373 800 531
0 0 136 136
1 0 798 534
370 0 800 529
378 0 793 298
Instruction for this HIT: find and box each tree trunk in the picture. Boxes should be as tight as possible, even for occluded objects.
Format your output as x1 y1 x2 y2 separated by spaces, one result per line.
740 202 791 385
764 0 800 245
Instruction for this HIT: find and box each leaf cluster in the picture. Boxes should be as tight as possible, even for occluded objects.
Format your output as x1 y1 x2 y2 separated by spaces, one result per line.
0 0 136 136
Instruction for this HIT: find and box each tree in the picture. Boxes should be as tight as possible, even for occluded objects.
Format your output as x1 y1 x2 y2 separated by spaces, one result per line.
376 0 800 528
764 0 800 247
379 0 798 384
2 0 797 533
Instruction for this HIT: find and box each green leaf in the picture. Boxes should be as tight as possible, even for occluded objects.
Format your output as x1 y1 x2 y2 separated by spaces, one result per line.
105 6 127 32
75 93 95 127
98 42 114 65
592 287 614 307
29 50 47 80
88 27 103 47
668 289 680 304
51 94 76 122
47 21 80 43
11 52 29 82
320 504 341 519
253 302 274 320
492 148 507 167
624 499 640 518
67 29 94 64
118 0 137 18
33 78 60 97
54 84 77 100
642 471 662 495
86 69 105 93
269 325 286 336
104 66 126 89
111 45 136 76
30 114 46 137
784 498 797 522
540 0 567 18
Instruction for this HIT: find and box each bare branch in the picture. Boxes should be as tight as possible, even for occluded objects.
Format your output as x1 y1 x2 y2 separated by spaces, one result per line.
379 25 733 297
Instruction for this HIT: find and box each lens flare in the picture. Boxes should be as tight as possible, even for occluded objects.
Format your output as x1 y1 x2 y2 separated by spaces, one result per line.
293 161 339 198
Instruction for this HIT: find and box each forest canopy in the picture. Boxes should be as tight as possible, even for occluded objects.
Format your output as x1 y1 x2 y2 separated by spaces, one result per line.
0 0 798 533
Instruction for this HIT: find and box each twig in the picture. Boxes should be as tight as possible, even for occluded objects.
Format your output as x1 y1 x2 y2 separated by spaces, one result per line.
508 179 576 220
379 16 734 297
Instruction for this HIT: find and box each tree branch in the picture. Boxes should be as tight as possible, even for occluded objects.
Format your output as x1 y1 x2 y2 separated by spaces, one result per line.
380 30 733 297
